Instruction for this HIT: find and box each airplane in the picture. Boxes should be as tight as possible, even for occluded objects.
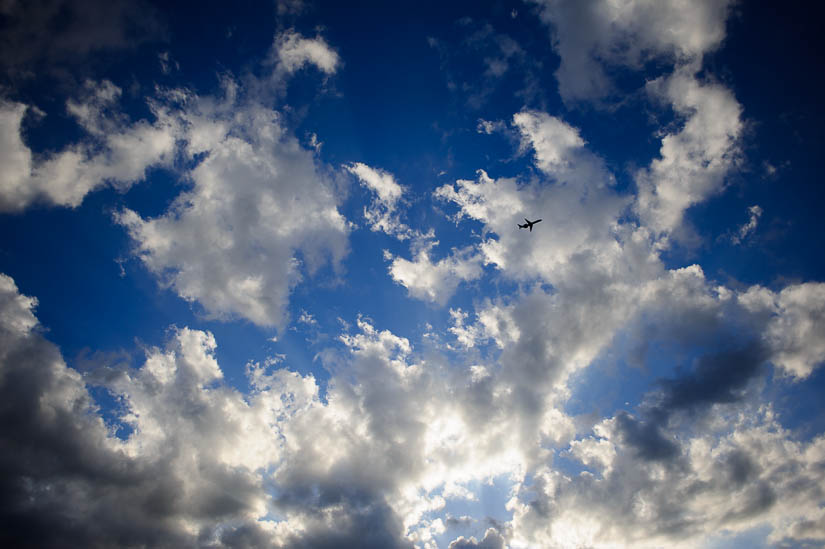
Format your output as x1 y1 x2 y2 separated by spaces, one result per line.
518 218 542 231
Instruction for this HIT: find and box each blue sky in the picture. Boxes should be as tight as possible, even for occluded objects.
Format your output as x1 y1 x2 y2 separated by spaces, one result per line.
1 1 824 547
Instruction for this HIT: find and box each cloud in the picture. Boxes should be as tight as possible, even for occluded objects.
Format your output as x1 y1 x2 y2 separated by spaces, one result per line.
532 0 734 103
496 271 823 547
0 28 341 215
2 241 825 549
2 5 824 548
0 101 31 209
627 266 825 381
634 67 744 239
0 81 180 211
386 234 484 305
117 92 349 328
0 273 539 546
528 1 745 243
739 283 825 379
513 110 585 172
731 204 763 245
0 0 165 78
510 401 825 548
476 119 506 135
0 273 272 546
436 113 642 289
345 162 413 239
433 94 825 546
0 30 349 327
158 51 179 75
0 273 416 547
270 29 341 75
448 528 505 549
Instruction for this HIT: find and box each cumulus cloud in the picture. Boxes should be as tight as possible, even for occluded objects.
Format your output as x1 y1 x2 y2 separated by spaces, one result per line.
117 93 349 328
3 4 824 548
0 273 277 546
532 0 734 103
436 113 647 289
448 528 505 549
513 110 585 173
0 29 349 327
0 275 565 547
433 102 825 549
345 162 413 239
510 399 825 547
528 1 744 241
386 235 484 305
0 81 180 211
634 67 744 238
2 237 825 549
0 276 348 545
739 283 825 379
492 267 824 547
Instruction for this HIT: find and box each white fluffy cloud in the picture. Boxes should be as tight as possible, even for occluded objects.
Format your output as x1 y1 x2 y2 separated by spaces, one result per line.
117 93 349 328
527 0 745 244
513 110 584 172
0 28 339 217
345 162 413 239
529 1 745 241
739 283 825 379
436 112 650 290
634 67 744 238
532 0 734 103
485 264 825 548
386 235 484 305
10 33 338 329
271 29 340 75
0 81 179 212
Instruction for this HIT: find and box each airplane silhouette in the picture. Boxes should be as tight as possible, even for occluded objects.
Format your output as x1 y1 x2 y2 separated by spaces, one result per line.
518 218 542 231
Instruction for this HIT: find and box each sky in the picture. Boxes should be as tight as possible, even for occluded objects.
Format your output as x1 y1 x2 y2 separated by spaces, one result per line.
1 1 824 547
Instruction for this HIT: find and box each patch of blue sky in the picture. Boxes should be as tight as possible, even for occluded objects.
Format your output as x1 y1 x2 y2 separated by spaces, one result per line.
87 385 134 441
764 367 825 441
704 524 774 549
432 474 516 548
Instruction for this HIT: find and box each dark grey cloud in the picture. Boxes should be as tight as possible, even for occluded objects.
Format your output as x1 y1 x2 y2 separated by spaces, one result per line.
614 343 767 464
0 0 165 79
0 276 188 547
0 276 449 548
281 497 411 549
613 411 680 461
657 345 768 414
0 275 278 548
